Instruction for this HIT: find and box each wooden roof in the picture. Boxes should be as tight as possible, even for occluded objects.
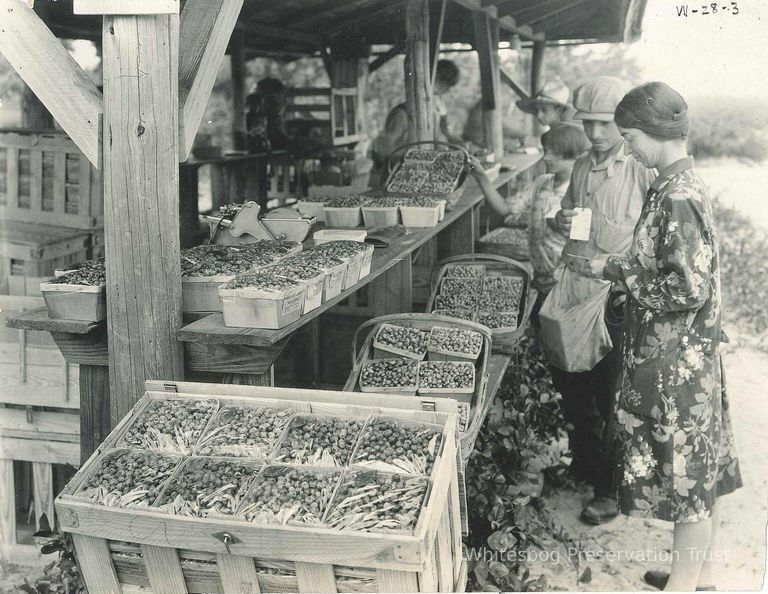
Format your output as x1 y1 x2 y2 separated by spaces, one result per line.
35 0 647 57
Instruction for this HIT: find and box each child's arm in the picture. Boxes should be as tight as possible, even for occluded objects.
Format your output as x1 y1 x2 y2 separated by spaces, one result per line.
466 154 511 218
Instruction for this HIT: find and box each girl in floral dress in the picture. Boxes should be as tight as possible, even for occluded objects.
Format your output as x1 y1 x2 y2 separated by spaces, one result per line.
589 82 742 591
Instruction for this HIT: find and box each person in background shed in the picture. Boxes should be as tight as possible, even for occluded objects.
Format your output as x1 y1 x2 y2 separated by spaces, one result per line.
370 60 468 188
516 76 577 129
540 76 656 525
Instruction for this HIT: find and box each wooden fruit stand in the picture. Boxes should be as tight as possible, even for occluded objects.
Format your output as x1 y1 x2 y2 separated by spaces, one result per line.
0 0 646 581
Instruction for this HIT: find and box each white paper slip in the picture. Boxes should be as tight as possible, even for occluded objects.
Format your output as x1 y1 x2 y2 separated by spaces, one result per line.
569 207 592 241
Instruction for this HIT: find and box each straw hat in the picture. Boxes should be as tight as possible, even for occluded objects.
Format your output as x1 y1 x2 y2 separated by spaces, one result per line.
516 77 571 114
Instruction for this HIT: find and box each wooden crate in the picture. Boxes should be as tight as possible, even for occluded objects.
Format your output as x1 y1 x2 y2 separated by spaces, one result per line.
0 130 103 230
1 222 90 296
56 381 467 594
284 88 363 147
0 295 81 552
426 254 538 354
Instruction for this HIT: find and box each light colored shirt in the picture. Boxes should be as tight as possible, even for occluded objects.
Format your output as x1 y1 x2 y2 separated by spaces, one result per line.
560 143 656 270
528 176 568 292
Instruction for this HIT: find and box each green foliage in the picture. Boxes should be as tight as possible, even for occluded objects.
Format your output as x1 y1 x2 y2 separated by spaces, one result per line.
465 334 568 592
688 97 768 162
17 515 84 594
714 198 768 335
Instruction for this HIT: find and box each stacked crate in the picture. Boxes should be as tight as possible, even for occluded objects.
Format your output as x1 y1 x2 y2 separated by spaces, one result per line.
0 130 97 555
0 295 80 553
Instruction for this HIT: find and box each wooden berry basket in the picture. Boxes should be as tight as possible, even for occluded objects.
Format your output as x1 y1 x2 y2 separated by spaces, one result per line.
344 313 491 463
56 381 466 594
427 254 537 354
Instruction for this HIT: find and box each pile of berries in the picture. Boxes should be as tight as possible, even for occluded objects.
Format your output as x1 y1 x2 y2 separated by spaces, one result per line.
375 324 430 358
360 359 418 389
223 272 300 292
196 406 293 458
275 415 364 467
428 327 483 356
351 417 441 475
418 361 474 390
122 398 217 453
51 259 106 286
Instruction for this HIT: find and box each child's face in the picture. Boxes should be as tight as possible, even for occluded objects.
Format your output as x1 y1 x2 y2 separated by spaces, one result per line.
543 150 574 177
581 119 623 153
536 103 562 126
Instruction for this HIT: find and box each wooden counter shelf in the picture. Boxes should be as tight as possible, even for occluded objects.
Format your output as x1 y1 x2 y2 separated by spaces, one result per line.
5 152 540 466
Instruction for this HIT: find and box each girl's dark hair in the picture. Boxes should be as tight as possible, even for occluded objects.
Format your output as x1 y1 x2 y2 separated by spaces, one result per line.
436 60 460 88
541 122 591 159
614 82 689 140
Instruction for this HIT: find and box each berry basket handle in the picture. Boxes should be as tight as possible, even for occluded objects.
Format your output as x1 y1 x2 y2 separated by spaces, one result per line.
351 312 493 367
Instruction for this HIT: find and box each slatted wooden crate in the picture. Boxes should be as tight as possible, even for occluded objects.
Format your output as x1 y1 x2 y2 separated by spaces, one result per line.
284 88 363 147
56 380 467 593
0 130 103 230
1 222 90 296
0 296 80 554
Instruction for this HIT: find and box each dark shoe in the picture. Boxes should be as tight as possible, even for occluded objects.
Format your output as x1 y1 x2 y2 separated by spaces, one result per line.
580 496 618 525
643 570 716 591
644 570 669 590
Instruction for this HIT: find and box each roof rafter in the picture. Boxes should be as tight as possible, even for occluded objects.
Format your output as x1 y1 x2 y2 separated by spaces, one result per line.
0 0 103 167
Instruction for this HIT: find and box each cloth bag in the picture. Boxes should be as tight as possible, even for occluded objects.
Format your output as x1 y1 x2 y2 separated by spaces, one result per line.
538 265 613 372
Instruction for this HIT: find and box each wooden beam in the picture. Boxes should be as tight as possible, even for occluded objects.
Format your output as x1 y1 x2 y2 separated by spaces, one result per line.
369 43 404 74
102 14 185 426
0 0 102 168
531 39 546 95
230 29 246 151
472 13 503 159
178 0 244 161
404 0 433 143
242 22 322 48
451 0 543 40
500 65 530 100
74 0 179 14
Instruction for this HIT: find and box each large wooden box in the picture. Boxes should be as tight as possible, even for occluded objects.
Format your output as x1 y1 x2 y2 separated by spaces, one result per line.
0 295 80 551
56 381 467 594
0 130 103 230
0 222 90 296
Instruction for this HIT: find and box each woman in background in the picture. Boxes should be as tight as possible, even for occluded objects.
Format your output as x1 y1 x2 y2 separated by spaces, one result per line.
589 82 742 591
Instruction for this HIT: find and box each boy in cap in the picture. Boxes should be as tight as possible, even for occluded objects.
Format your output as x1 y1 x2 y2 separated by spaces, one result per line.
516 76 577 127
545 76 655 524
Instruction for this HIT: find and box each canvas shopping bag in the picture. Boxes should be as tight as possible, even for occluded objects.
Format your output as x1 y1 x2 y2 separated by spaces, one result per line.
538 266 613 372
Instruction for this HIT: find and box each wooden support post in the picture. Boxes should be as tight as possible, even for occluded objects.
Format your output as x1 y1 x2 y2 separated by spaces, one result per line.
178 0 245 160
531 39 546 96
78 365 111 465
530 38 546 136
230 29 247 151
373 257 413 315
473 12 503 159
0 459 15 544
404 0 433 143
102 13 185 426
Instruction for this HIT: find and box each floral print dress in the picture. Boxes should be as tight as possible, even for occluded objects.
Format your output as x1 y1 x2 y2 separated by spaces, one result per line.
604 157 742 523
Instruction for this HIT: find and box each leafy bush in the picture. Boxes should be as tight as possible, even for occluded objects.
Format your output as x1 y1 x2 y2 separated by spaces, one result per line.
465 334 568 591
714 198 768 335
688 97 768 162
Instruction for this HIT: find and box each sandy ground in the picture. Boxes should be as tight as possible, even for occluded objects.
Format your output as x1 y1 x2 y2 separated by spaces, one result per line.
527 335 768 592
